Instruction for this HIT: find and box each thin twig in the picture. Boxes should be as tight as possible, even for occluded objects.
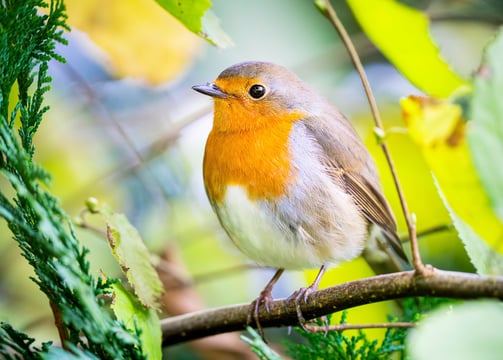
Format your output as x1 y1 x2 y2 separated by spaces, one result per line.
91 104 211 185
303 321 416 333
49 299 69 350
58 62 168 202
416 224 453 239
75 208 107 237
400 224 453 244
316 0 425 273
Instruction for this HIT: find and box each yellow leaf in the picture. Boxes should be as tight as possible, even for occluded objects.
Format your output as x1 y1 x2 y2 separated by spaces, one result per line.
346 0 469 97
65 0 201 84
401 96 465 147
401 96 503 252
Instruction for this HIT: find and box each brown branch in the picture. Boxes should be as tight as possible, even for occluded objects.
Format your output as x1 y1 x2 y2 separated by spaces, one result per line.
49 299 70 350
315 0 425 273
161 269 503 346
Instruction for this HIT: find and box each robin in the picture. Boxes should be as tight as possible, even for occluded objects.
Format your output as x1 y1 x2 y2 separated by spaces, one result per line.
192 61 408 335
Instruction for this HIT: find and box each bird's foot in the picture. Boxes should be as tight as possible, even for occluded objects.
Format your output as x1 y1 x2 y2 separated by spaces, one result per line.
287 284 316 329
247 287 274 341
247 268 285 341
287 265 327 330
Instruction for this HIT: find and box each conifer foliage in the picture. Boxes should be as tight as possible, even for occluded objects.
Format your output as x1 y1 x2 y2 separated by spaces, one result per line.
0 1 145 358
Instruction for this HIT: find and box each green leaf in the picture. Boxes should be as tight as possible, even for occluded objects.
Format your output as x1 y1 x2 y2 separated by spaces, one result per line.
468 29 503 223
100 203 163 309
200 8 233 48
434 177 503 275
111 282 162 360
346 0 468 97
155 0 232 47
408 301 503 360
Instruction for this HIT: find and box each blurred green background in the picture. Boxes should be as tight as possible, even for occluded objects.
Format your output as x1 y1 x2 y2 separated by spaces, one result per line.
1 0 501 356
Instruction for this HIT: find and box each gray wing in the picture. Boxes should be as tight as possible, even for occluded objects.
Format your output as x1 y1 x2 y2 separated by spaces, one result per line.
302 110 408 263
341 170 408 263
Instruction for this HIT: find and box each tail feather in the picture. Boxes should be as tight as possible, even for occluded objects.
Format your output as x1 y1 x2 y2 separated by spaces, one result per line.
362 225 411 274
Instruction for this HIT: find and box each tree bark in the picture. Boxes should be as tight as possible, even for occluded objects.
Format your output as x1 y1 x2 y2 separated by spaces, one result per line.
161 268 503 345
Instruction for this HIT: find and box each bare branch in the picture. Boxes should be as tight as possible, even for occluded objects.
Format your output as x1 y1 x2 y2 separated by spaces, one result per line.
161 268 503 345
49 299 70 350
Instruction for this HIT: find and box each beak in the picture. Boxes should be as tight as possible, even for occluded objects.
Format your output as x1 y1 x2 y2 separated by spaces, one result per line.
192 83 230 98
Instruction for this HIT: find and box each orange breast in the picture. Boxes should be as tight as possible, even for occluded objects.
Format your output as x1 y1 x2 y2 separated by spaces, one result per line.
203 110 305 203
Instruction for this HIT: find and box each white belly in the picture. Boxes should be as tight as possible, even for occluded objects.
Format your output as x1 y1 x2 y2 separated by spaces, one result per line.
214 183 367 270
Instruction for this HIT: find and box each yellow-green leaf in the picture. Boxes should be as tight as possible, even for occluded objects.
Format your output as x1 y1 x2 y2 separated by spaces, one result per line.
434 177 503 275
100 204 163 309
346 0 468 97
401 96 503 253
155 0 232 48
111 282 162 360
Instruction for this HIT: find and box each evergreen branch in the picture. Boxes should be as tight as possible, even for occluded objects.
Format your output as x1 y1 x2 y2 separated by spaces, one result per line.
286 310 411 359
0 323 51 359
0 1 146 358
161 268 503 345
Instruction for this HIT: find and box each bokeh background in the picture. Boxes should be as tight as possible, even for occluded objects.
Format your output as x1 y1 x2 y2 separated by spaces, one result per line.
1 0 501 357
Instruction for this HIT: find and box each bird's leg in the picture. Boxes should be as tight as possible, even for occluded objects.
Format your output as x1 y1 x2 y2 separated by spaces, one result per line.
287 264 327 329
248 268 285 340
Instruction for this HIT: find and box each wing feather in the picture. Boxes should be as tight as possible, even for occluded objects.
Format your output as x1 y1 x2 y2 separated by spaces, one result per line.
342 171 407 262
302 113 408 263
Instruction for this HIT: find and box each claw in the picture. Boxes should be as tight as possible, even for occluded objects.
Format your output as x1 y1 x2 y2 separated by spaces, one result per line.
247 268 284 341
291 286 314 329
287 264 327 329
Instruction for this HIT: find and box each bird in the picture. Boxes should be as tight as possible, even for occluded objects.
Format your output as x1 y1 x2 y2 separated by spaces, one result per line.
192 61 408 336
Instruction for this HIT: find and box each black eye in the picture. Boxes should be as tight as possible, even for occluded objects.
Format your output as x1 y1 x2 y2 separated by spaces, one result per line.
248 84 266 99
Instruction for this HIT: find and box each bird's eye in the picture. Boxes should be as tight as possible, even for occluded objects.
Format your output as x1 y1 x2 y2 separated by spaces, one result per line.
248 84 266 99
